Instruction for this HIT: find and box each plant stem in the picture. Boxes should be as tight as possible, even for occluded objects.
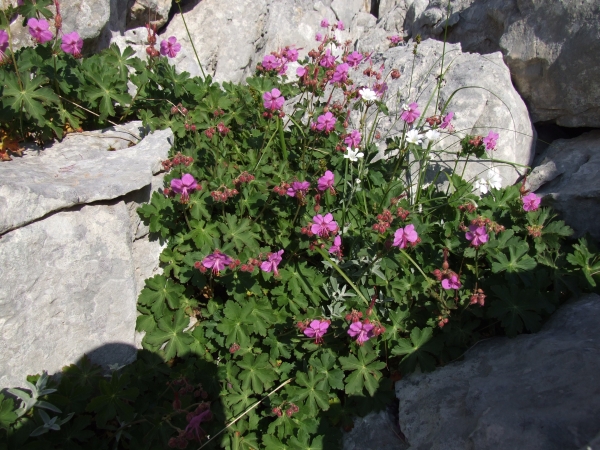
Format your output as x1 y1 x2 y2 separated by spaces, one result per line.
176 0 206 79
315 248 369 306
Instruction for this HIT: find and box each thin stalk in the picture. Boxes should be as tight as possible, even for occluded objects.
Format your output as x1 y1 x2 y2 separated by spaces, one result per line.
340 158 349 233
176 0 206 78
398 248 430 283
315 248 369 306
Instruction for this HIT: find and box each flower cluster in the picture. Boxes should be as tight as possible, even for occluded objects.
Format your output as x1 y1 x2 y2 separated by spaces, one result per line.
259 45 299 75
162 153 193 171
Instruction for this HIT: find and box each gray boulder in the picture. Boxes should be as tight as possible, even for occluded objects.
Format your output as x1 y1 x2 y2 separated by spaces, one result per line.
399 0 600 127
357 39 534 187
395 294 600 450
527 130 600 240
127 0 173 29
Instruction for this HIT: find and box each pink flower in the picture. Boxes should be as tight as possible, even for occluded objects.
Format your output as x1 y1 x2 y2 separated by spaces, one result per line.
320 49 336 68
393 224 419 249
263 88 285 111
465 225 488 246
331 63 349 83
346 51 363 67
328 235 342 256
320 18 330 28
440 112 454 129
401 102 421 124
296 66 307 77
483 131 499 151
315 111 336 132
317 170 335 191
283 47 298 62
202 251 233 275
441 275 462 290
315 33 323 42
262 54 280 70
61 31 83 56
388 35 402 45
522 192 541 212
260 249 284 276
0 30 8 54
28 18 53 44
348 321 374 345
171 173 199 202
374 82 388 97
337 20 345 30
303 319 329 344
287 181 310 197
311 213 338 237
160 36 181 58
344 130 361 148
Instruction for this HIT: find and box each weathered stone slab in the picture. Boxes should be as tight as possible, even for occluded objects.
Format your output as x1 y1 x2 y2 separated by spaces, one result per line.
0 202 138 389
395 294 600 450
0 122 173 235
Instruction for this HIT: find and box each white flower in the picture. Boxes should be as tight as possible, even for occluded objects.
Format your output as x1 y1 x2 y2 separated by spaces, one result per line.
474 167 503 194
344 147 364 162
405 129 423 144
359 88 378 101
425 129 440 142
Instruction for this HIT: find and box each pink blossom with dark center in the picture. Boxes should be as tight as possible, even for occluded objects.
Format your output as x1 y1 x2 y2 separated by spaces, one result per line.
315 33 323 42
393 224 419 249
318 170 335 191
522 192 541 212
441 275 462 290
260 249 284 276
483 131 499 151
344 130 361 148
328 235 342 256
311 213 338 237
171 173 199 202
0 30 9 54
346 51 363 67
287 181 310 197
315 111 336 132
465 225 488 246
303 319 329 344
160 36 181 58
348 321 374 345
401 102 421 124
320 18 329 28
283 47 298 62
440 112 454 129
61 31 83 56
262 54 280 70
28 18 53 44
202 250 233 275
337 20 345 30
263 88 285 111
320 49 336 68
332 63 349 83
296 66 307 77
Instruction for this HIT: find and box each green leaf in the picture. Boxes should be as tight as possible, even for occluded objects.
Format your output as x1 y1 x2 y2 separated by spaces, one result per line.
567 238 600 287
218 214 260 253
309 352 344 391
293 369 330 416
339 345 386 396
391 327 439 373
143 309 193 360
0 394 17 430
85 373 138 427
491 241 537 273
2 73 59 125
487 284 546 336
217 301 252 346
236 353 277 394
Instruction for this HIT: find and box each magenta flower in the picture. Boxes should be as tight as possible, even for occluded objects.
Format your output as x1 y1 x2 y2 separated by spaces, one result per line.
320 49 336 68
337 20 345 30
346 51 363 67
263 88 285 111
28 18 53 44
315 33 323 42
317 170 335 191
260 249 284 276
320 18 329 28
374 82 388 97
344 130 361 148
440 112 454 129
348 321 374 345
287 181 310 197
441 274 462 290
465 225 488 247
284 47 298 62
393 224 419 249
522 192 541 212
315 112 336 132
202 251 233 275
0 30 8 54
483 131 499 151
171 173 199 202
262 54 280 70
311 213 338 237
401 102 421 124
296 66 307 77
184 408 212 442
303 319 329 344
388 35 402 44
160 36 181 58
331 63 349 83
328 235 342 255
60 31 83 56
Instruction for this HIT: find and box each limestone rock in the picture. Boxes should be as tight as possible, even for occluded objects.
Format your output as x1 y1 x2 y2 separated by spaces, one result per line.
527 131 600 240
127 0 173 29
395 294 600 450
357 39 534 187
400 0 600 127
343 408 407 450
0 122 173 235
0 202 138 389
